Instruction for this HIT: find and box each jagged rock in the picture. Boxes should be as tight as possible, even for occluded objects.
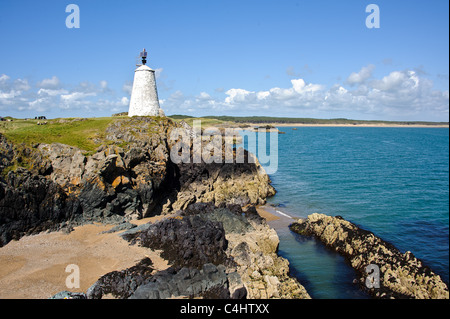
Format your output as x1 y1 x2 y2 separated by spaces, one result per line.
129 263 236 299
0 168 82 247
0 119 288 298
122 214 230 269
290 213 449 299
1 118 276 245
179 203 310 299
87 257 155 299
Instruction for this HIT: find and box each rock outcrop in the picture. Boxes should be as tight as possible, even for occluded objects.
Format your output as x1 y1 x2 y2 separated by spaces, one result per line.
0 168 82 246
290 213 449 299
2 118 308 299
121 214 231 270
63 203 309 299
0 117 275 246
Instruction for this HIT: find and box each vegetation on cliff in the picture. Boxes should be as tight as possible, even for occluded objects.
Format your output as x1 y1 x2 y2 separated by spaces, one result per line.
0 116 275 246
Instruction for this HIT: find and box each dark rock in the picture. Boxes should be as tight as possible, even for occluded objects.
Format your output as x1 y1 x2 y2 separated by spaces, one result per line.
102 222 136 234
87 257 154 299
128 263 243 299
0 168 83 247
123 215 230 269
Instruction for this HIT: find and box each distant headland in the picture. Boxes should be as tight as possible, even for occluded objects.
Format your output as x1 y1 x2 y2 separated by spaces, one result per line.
167 115 449 128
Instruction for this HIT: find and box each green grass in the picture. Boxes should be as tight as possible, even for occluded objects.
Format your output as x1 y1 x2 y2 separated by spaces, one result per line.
0 117 117 153
169 116 229 128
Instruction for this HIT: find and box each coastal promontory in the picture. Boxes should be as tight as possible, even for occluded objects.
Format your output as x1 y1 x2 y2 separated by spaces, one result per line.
0 116 308 299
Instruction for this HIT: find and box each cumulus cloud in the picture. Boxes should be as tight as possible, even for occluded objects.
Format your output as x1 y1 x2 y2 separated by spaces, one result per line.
347 64 375 85
161 66 448 121
0 74 10 83
122 81 133 95
37 76 61 89
1 64 448 121
0 74 131 116
99 80 108 90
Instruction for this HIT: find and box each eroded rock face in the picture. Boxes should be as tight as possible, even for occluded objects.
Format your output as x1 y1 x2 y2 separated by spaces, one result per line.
2 119 300 299
223 206 310 299
1 118 277 246
122 214 230 270
180 203 310 299
0 168 82 247
80 203 309 300
290 213 449 299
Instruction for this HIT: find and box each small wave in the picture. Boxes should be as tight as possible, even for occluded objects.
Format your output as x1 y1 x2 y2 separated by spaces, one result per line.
276 210 294 219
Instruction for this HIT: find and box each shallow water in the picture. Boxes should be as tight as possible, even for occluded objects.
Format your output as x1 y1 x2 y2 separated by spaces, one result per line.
245 127 449 298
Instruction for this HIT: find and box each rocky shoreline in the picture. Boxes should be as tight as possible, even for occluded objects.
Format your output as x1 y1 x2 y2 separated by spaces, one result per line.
0 117 308 299
290 213 449 299
0 117 275 247
2 116 448 299
53 203 310 299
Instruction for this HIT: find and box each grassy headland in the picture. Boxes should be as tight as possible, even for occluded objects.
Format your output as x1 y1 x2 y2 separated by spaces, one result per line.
1 114 447 153
0 117 119 153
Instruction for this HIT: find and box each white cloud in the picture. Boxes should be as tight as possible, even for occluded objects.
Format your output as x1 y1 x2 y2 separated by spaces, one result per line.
37 76 61 89
197 92 212 100
155 68 163 79
61 92 96 102
257 91 270 99
161 67 448 121
291 78 323 94
38 88 68 96
122 81 133 95
347 64 375 85
225 88 254 104
0 74 10 83
0 90 20 99
1 65 448 121
99 80 108 89
120 96 129 105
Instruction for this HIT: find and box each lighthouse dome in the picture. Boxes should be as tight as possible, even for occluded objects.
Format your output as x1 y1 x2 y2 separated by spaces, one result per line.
135 64 154 72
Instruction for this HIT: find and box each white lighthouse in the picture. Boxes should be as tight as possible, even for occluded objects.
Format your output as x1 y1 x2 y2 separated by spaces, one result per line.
128 49 165 117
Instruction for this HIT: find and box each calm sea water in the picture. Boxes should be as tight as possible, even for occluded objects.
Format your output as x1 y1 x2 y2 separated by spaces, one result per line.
246 127 449 299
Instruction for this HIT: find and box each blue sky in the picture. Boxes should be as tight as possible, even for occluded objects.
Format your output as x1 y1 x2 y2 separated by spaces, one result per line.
0 0 448 121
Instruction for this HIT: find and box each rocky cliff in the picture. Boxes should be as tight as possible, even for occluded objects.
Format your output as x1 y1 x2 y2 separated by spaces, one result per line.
290 213 449 299
0 117 274 246
1 117 308 299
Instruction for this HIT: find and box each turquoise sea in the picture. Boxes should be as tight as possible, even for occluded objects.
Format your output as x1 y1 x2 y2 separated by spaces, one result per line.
248 127 449 299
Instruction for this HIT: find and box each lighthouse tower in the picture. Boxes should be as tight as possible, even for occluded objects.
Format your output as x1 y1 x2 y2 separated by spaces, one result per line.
128 49 164 117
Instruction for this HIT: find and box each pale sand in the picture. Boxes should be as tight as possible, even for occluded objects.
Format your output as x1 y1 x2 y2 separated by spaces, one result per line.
256 206 280 221
0 220 170 299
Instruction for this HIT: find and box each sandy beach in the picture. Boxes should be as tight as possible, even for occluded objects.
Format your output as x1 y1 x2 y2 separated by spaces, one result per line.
0 220 170 299
256 206 280 221
0 207 283 299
